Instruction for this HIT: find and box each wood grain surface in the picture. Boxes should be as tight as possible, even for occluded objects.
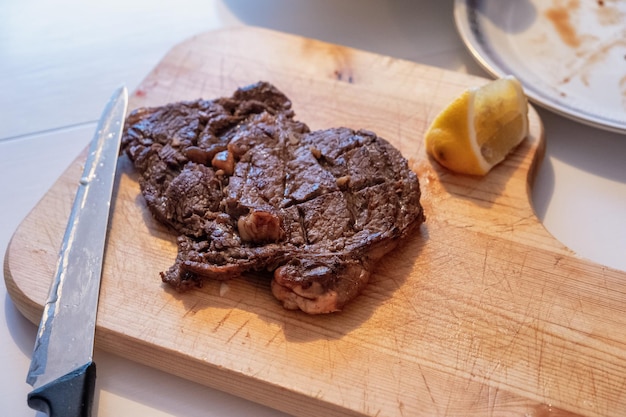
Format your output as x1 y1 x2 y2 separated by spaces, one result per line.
5 27 626 417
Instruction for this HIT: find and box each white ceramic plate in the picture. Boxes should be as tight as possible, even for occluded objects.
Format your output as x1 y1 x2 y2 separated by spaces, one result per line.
454 0 626 134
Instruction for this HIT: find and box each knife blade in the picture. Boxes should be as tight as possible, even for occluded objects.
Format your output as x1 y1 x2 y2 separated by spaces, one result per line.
26 86 128 417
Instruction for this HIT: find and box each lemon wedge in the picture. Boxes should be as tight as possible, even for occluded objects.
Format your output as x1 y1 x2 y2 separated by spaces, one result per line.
424 76 529 176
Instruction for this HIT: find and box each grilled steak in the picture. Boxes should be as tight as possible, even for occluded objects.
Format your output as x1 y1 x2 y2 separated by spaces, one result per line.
121 82 425 314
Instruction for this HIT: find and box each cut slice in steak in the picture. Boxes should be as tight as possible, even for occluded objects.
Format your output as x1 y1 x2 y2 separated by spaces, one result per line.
121 81 425 314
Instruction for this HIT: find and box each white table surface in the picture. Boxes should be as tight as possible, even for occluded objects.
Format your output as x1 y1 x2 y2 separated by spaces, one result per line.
1 1 625 416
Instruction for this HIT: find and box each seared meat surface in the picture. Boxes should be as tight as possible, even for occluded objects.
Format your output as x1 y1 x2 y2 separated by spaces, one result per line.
121 82 425 313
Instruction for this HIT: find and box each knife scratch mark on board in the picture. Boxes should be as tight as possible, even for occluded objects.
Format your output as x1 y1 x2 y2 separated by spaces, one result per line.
264 328 283 348
396 399 405 417
417 363 438 409
182 301 200 318
213 310 233 332
226 318 250 344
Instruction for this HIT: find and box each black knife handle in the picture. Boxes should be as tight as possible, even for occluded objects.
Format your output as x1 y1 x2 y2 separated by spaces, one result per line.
28 361 96 417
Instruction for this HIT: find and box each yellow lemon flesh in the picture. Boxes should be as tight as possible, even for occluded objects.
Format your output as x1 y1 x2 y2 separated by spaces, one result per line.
424 76 529 176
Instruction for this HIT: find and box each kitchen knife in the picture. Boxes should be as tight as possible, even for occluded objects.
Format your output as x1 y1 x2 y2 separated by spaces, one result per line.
26 86 128 417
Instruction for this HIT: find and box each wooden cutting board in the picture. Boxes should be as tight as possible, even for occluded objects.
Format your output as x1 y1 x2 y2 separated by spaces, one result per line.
5 27 626 417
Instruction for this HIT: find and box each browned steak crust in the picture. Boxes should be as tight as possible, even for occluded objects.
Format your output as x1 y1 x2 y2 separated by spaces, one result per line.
121 82 425 314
